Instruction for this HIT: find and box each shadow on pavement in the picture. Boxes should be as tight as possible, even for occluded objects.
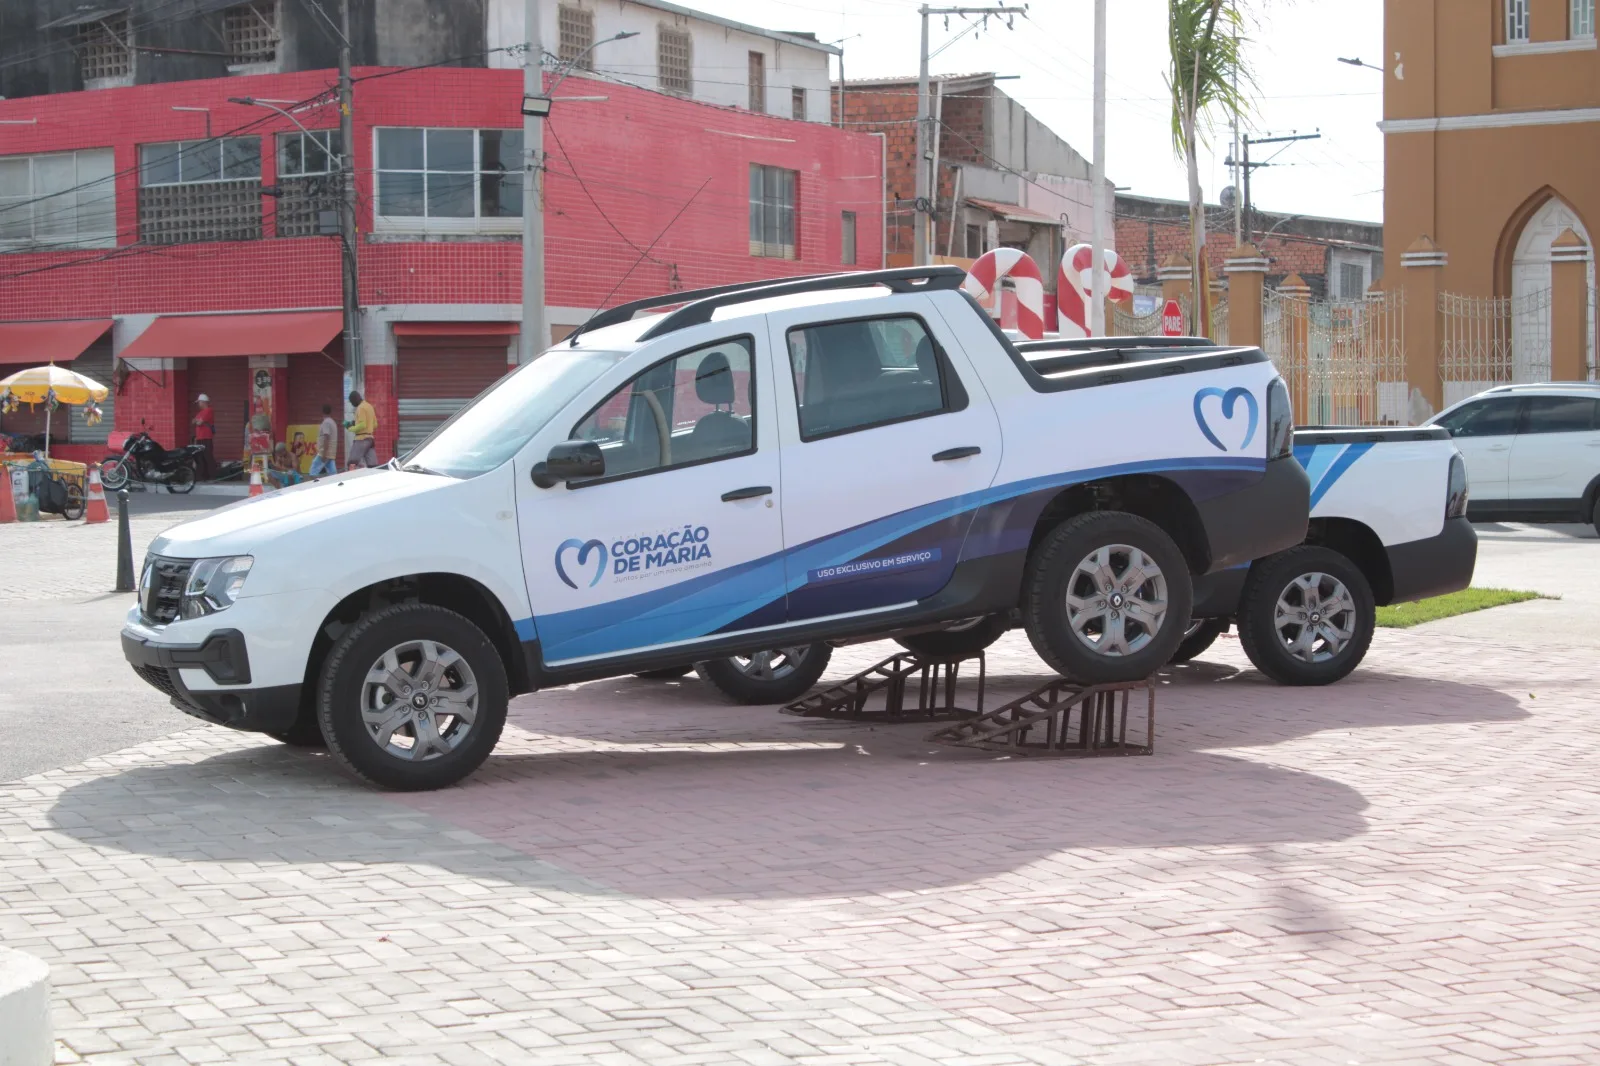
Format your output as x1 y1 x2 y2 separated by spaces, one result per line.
46 668 1525 901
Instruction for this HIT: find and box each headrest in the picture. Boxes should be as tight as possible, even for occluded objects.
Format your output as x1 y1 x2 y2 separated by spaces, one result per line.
696 352 734 405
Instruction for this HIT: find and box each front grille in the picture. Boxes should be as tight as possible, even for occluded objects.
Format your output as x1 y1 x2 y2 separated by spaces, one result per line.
141 557 192 625
133 664 180 699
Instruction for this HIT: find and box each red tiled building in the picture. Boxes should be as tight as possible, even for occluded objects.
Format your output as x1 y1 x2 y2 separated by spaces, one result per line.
0 67 882 466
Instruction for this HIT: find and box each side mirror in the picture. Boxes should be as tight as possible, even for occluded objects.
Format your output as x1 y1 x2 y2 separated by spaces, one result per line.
531 440 604 489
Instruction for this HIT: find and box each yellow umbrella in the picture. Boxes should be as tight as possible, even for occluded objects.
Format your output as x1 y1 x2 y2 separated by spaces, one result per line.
0 364 110 459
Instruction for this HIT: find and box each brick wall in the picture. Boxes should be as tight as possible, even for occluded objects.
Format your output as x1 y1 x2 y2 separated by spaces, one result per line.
1115 215 1337 297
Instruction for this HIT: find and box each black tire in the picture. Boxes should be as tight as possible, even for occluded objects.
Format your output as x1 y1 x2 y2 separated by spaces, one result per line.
1169 618 1229 664
895 614 1009 662
100 458 129 491
317 603 508 790
1592 494 1600 537
166 465 196 494
1022 510 1193 683
633 664 694 680
62 484 85 521
1236 546 1375 686
694 643 832 705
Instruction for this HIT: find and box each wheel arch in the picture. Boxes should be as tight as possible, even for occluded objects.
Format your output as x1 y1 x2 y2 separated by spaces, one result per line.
1025 474 1211 576
300 572 533 708
1582 472 1600 516
1305 517 1394 605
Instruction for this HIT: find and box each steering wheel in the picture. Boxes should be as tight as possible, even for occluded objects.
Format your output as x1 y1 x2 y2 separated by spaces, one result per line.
639 388 672 467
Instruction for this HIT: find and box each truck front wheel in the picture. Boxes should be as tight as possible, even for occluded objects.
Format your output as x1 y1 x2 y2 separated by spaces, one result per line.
1236 546 1374 686
1022 511 1193 683
317 603 509 790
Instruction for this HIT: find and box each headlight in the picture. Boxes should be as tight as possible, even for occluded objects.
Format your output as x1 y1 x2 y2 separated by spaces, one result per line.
1265 376 1294 459
1445 453 1469 519
180 556 253 619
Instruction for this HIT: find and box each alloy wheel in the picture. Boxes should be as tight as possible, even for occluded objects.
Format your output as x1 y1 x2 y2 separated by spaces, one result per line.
1273 572 1357 663
1064 543 1169 656
727 646 810 681
360 639 480 761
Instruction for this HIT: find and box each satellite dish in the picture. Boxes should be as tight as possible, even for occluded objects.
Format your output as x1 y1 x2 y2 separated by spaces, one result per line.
1219 186 1238 210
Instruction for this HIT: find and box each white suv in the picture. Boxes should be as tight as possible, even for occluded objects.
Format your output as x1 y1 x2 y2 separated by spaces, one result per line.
1428 383 1600 532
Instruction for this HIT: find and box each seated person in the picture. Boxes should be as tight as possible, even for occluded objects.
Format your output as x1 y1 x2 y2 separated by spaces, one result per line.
266 442 305 489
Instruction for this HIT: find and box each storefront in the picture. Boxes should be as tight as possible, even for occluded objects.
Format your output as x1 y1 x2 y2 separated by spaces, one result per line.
0 319 115 461
392 322 518 454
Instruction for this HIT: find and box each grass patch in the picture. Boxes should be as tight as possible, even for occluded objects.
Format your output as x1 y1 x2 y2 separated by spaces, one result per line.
1376 587 1544 628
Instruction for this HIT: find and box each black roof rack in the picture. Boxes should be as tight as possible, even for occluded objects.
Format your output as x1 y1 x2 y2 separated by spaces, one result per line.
635 265 969 341
1016 336 1219 353
569 273 838 344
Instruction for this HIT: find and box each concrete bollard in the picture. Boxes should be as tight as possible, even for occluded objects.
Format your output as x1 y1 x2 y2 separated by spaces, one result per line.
0 946 52 1066
115 489 135 594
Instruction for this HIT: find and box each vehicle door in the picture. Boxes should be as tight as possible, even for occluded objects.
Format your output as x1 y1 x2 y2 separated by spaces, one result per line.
765 295 1003 623
1508 395 1600 505
520 332 787 668
1433 396 1522 503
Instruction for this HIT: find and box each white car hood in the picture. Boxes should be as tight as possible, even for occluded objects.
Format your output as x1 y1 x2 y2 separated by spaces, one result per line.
149 469 446 558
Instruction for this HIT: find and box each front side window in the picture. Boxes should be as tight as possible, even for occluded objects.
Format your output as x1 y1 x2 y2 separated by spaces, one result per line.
749 164 796 259
374 128 522 230
1574 0 1595 37
571 337 756 482
138 138 262 243
1435 397 1521 438
786 316 952 440
0 149 116 250
1507 0 1531 41
1521 395 1599 433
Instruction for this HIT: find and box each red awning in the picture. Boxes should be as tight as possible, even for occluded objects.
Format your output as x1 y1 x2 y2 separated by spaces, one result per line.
0 319 113 366
120 311 343 360
392 322 518 338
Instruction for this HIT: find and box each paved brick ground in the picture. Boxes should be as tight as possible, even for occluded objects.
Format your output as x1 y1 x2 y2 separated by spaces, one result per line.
3 624 1600 1064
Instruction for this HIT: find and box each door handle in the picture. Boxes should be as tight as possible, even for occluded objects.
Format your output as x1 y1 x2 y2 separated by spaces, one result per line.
932 446 982 462
1487 444 1510 451
721 485 772 501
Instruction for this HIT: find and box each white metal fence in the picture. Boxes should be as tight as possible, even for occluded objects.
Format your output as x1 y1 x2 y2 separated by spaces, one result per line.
1438 289 1551 407
1265 289 1407 425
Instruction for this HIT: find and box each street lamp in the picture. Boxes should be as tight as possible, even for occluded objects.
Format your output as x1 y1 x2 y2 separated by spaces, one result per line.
227 96 318 136
1337 57 1383 72
521 31 639 117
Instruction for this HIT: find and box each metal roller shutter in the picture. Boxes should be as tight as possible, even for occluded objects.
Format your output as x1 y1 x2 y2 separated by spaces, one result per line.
395 337 513 455
69 344 115 444
188 357 250 462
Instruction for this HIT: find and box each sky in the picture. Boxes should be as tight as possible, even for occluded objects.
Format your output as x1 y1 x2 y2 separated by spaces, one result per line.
682 0 1386 224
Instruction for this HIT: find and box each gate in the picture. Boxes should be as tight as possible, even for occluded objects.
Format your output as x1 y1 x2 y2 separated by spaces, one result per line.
1439 290 1550 408
1265 289 1405 425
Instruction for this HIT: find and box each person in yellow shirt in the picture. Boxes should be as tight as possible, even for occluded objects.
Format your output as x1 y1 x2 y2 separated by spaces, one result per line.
346 390 379 469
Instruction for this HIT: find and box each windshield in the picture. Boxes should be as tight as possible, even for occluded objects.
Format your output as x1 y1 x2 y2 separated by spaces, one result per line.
403 348 627 477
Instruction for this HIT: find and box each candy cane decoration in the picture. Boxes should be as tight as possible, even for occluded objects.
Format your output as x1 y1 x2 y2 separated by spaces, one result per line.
962 248 1046 340
1058 243 1135 339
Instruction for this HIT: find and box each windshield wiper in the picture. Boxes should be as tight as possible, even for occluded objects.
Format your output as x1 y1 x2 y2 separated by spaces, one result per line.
400 463 452 477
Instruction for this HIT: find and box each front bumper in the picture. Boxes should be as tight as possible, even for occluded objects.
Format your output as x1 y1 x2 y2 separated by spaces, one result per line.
1193 455 1311 573
122 626 301 733
1385 516 1478 604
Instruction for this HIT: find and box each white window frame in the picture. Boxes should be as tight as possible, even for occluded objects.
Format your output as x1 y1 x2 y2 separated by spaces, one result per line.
1575 0 1596 38
139 137 261 186
277 129 341 177
1507 0 1531 43
1330 251 1372 301
0 148 118 251
372 127 523 236
749 163 797 260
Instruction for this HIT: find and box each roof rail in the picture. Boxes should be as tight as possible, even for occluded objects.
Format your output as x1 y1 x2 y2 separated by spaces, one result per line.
567 273 838 345
1016 336 1219 353
635 265 969 341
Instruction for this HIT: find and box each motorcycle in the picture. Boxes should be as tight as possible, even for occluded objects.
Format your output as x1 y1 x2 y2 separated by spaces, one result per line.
100 431 206 494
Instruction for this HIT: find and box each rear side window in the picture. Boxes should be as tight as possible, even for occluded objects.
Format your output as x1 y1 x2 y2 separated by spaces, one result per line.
1435 397 1520 438
1520 396 1600 434
785 315 961 440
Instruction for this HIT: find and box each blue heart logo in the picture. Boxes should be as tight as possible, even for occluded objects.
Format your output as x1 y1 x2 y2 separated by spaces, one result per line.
1193 386 1260 453
555 538 608 589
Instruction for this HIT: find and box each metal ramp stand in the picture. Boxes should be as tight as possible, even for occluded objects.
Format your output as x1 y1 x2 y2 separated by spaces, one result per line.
782 651 985 723
926 677 1154 757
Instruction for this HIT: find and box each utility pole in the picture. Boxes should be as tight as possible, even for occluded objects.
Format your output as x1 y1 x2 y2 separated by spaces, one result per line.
913 5 1028 266
1231 33 1241 245
1228 130 1320 245
521 0 548 362
1089 0 1106 337
338 0 361 392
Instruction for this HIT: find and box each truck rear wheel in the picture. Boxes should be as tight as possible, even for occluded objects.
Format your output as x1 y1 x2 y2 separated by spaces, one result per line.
1169 618 1229 664
317 603 508 790
695 644 831 704
895 614 1009 662
1022 511 1193 683
1237 546 1374 686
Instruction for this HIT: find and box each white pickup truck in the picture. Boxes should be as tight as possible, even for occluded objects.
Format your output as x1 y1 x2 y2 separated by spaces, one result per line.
123 267 1309 790
1016 337 1478 686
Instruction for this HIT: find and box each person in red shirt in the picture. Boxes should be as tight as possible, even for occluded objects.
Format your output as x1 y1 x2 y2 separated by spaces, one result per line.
191 394 215 479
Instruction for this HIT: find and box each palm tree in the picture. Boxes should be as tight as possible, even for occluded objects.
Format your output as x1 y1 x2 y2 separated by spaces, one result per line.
1168 0 1249 337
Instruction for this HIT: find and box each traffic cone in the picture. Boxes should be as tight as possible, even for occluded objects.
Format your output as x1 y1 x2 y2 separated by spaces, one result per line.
0 467 15 525
248 463 264 498
84 465 109 524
